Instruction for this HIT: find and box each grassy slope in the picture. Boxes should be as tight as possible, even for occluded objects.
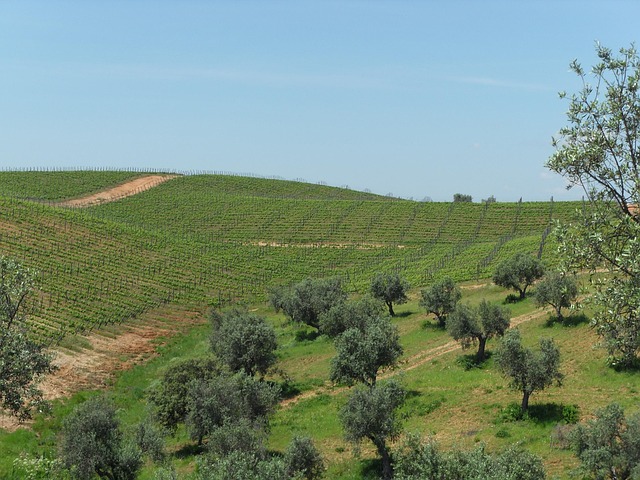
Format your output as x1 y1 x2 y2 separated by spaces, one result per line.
0 171 616 478
0 172 580 342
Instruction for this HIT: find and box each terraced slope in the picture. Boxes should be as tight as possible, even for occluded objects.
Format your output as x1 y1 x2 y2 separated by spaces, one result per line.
0 171 581 342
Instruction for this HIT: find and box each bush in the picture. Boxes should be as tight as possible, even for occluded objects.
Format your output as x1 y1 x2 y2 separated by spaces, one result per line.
284 436 325 480
562 404 580 424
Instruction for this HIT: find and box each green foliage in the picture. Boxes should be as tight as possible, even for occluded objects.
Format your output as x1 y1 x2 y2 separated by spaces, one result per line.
493 253 545 300
318 296 384 338
210 308 278 377
340 380 406 480
271 277 347 330
495 329 563 413
134 419 166 464
547 43 640 368
370 272 409 316
148 357 222 433
534 271 579 322
185 372 281 445
0 170 144 201
447 299 510 362
393 433 546 480
453 193 473 203
59 395 142 480
571 403 640 480
562 404 580 425
330 316 403 388
196 451 288 480
420 277 462 328
283 436 325 480
11 454 71 480
0 256 55 420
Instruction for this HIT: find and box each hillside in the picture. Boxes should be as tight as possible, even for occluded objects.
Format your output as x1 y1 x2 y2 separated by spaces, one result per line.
0 170 580 342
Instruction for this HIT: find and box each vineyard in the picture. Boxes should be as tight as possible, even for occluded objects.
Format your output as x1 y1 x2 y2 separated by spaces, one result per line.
0 170 581 343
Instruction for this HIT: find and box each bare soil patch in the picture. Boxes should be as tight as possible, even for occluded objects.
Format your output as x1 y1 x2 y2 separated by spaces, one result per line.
56 174 178 207
0 305 204 431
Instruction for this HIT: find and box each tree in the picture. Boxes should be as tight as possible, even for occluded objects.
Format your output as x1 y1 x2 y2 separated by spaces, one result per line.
330 316 403 388
210 309 278 377
0 256 55 420
393 434 546 480
370 272 409 316
185 372 280 445
533 271 579 322
419 277 462 328
492 253 545 300
571 403 640 480
446 300 510 362
283 436 325 480
148 357 222 434
340 380 406 480
59 396 142 480
319 296 385 338
546 44 640 368
271 277 347 330
495 329 563 414
453 193 472 202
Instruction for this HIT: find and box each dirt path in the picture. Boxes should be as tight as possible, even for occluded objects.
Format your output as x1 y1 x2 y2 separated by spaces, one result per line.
281 307 551 409
56 174 178 207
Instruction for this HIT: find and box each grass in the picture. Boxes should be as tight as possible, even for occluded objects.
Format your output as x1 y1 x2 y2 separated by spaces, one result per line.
0 170 628 478
1 280 638 479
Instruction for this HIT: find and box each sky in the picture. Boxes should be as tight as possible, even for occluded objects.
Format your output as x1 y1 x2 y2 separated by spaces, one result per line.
1 1 638 202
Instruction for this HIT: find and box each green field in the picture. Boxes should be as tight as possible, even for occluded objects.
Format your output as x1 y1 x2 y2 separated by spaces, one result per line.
1 170 630 479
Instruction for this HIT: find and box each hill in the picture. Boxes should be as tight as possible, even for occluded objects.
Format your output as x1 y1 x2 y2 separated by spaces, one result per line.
0 170 580 342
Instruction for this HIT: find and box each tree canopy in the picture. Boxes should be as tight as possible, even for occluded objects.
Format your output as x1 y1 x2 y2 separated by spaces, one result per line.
270 277 347 330
319 295 384 338
330 315 403 388
533 271 579 322
571 403 640 480
340 380 406 480
546 43 640 368
447 300 510 362
492 253 544 300
210 308 278 377
419 277 462 328
370 272 409 317
495 329 563 413
0 256 55 420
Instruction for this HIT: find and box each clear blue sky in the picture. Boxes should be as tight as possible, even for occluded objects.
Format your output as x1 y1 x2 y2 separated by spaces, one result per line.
1 1 637 201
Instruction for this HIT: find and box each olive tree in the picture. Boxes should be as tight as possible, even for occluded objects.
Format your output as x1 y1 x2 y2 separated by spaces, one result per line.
393 434 546 480
546 43 640 367
340 380 406 480
370 272 409 317
447 300 510 362
0 256 55 420
59 396 141 480
493 253 544 300
319 296 384 338
330 315 403 388
533 271 579 322
495 329 563 414
571 403 640 480
270 277 347 330
419 277 462 328
185 372 280 445
148 357 222 433
210 309 278 377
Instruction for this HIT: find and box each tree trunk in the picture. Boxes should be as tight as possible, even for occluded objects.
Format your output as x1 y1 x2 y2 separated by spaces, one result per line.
555 306 564 322
519 286 527 299
476 336 487 362
386 301 395 317
371 437 393 480
521 390 531 413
